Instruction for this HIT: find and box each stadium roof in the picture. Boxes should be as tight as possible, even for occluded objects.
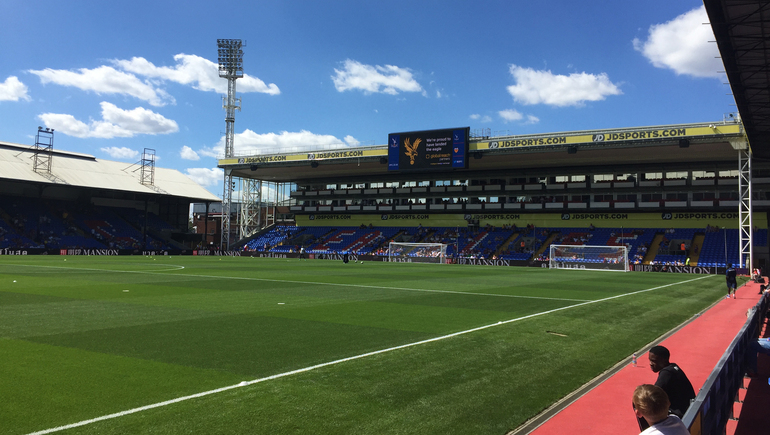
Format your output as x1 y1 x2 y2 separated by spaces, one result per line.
705 0 770 159
216 2 770 178
219 122 746 183
0 140 220 202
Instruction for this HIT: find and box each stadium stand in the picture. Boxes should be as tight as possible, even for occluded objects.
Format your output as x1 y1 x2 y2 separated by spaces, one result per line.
243 223 767 271
0 140 219 252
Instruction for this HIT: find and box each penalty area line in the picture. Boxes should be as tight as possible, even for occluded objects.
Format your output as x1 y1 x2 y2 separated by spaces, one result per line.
24 274 711 435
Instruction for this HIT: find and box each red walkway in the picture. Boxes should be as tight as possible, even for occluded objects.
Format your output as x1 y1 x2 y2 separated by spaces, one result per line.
527 280 766 435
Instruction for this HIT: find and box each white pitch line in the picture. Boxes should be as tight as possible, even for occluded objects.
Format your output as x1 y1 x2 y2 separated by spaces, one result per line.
24 274 712 435
173 272 593 302
2 263 590 302
0 263 187 273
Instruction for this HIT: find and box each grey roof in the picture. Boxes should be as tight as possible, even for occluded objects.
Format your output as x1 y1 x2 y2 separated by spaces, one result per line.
0 141 220 202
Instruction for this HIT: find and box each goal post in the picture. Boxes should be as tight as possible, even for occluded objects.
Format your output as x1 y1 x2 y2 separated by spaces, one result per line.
549 244 629 272
388 242 447 264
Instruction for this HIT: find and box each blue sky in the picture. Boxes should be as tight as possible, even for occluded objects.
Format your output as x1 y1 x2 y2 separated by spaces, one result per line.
0 1 732 196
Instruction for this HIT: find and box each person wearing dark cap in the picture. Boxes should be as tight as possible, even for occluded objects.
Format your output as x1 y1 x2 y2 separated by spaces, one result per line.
648 345 696 418
633 384 689 435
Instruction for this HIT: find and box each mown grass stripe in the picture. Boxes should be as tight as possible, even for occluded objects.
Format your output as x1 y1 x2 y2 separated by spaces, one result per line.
2 263 591 302
25 274 711 435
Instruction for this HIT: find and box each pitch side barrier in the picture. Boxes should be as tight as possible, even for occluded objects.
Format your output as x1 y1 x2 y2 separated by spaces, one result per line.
682 292 769 435
0 248 244 257
247 254 742 274
0 248 748 275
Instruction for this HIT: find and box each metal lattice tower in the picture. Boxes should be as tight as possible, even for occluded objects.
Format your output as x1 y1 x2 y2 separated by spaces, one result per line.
140 148 156 186
33 127 54 173
217 39 243 250
737 142 753 268
239 178 262 238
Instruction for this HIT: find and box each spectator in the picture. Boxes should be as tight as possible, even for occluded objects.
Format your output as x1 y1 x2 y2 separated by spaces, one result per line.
746 336 770 378
648 345 695 418
632 384 689 435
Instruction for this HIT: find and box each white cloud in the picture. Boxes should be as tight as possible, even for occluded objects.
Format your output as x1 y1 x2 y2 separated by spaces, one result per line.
29 66 173 106
185 167 222 187
180 145 200 160
499 109 523 122
498 109 539 124
343 135 360 146
28 53 279 107
38 114 91 137
114 54 280 95
100 102 178 134
332 59 423 95
198 147 220 158
470 114 493 123
38 102 178 138
100 146 139 160
209 129 361 156
633 6 722 78
0 76 30 102
506 64 622 107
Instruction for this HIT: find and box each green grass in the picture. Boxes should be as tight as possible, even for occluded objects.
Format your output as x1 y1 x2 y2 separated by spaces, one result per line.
0 256 733 434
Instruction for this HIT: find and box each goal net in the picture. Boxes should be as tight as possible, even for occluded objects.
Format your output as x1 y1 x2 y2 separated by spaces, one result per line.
549 244 628 272
388 242 447 264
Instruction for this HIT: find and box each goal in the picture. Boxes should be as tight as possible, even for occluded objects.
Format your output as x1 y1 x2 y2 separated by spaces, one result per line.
549 244 628 272
388 242 447 264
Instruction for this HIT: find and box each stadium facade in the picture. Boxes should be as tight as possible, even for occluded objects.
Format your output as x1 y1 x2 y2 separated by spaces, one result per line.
216 120 770 270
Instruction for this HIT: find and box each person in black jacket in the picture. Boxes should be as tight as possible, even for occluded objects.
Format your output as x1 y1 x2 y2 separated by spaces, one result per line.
648 345 696 418
726 263 737 299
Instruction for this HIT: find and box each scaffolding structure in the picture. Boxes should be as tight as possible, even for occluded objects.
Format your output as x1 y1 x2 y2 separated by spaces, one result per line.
140 148 156 186
239 178 262 239
217 39 243 250
33 127 54 174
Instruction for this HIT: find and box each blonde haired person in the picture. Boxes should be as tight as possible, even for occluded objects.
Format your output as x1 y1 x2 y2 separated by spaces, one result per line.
633 384 689 435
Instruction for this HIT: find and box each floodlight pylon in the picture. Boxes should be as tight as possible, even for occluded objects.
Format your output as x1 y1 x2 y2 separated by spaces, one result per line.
217 39 243 251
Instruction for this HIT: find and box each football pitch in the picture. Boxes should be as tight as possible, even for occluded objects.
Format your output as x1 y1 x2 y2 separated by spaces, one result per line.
1 256 730 434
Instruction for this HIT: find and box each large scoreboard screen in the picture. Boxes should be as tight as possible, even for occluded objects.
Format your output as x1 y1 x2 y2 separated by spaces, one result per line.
388 127 469 172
